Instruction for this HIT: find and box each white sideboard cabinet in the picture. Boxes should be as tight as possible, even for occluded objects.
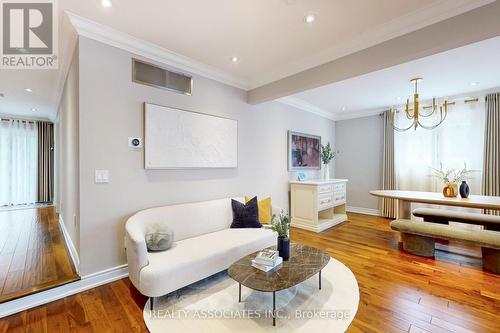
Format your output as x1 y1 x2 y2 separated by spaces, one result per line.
290 179 348 232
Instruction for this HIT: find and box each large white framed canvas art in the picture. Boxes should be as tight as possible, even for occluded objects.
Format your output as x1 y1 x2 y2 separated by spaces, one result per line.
144 103 238 169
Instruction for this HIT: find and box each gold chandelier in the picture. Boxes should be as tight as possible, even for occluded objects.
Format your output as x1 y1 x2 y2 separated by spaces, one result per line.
391 78 449 131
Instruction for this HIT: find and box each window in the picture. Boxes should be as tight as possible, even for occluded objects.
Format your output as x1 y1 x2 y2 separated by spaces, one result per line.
0 119 38 206
394 98 485 194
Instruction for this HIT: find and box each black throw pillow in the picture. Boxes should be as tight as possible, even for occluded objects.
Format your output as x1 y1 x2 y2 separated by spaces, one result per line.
231 197 262 228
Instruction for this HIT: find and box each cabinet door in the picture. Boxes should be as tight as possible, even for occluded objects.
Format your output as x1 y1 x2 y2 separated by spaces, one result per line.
292 186 316 221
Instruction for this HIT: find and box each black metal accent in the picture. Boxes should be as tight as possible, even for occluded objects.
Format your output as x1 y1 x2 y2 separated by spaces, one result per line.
319 270 322 290
273 291 276 326
239 283 241 302
150 297 154 311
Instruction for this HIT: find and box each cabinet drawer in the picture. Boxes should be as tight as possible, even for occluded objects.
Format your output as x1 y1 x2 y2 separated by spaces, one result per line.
334 183 346 192
318 184 333 194
318 194 334 210
334 192 346 205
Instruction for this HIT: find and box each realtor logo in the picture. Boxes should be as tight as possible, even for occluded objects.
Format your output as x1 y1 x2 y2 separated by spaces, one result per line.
1 0 58 69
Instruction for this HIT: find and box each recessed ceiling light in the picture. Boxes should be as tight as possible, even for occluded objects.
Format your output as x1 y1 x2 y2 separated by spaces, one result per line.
102 0 112 8
25 88 32 92
231 56 239 63
304 14 316 23
396 96 402 101
470 81 479 86
341 106 346 111
31 108 37 112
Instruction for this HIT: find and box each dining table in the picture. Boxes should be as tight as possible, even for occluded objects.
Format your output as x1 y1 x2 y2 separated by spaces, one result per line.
369 190 500 219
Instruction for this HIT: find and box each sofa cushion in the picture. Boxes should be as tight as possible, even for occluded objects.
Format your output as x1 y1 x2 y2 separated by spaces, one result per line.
139 228 277 297
245 196 272 224
231 197 261 228
145 231 173 252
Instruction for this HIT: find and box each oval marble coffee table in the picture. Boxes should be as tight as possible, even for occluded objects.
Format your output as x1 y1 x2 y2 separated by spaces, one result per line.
228 243 330 326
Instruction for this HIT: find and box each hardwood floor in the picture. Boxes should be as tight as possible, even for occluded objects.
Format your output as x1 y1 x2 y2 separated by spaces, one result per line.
0 207 79 303
1 212 499 332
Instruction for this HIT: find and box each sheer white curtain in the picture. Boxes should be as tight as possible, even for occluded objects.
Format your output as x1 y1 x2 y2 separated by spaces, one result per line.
0 119 38 206
394 98 485 195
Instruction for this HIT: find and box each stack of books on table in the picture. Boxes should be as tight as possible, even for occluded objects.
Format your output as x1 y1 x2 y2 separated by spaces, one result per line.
251 249 283 272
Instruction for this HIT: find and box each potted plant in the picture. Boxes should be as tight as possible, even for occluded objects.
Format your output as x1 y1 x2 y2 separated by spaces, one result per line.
321 142 337 180
431 162 474 198
271 211 291 260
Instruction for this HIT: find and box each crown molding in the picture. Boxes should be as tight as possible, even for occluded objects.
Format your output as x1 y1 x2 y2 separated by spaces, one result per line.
329 87 498 122
65 11 249 91
277 96 335 121
278 96 387 121
334 108 389 121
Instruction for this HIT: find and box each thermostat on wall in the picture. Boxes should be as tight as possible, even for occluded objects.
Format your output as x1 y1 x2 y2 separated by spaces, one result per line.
128 137 143 148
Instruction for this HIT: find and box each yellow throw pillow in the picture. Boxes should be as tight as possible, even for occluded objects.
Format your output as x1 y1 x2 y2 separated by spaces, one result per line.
245 196 272 224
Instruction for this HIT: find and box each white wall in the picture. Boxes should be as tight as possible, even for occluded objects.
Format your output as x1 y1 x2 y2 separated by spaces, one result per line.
77 37 335 276
335 115 382 211
55 44 80 254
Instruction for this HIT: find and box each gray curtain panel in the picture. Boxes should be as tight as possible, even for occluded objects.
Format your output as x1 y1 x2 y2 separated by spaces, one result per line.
37 122 54 203
381 111 397 218
482 93 500 216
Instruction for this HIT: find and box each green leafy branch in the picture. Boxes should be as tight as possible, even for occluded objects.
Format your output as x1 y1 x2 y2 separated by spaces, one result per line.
271 211 290 238
321 142 337 165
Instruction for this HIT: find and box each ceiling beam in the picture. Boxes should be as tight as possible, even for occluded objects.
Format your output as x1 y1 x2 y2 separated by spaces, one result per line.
247 1 500 105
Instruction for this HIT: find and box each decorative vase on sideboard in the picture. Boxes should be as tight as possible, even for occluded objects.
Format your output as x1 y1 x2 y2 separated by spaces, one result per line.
277 236 290 261
443 183 458 198
323 164 330 179
459 181 470 198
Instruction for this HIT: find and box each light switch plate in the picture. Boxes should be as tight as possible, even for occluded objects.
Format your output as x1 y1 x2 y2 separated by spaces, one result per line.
95 170 110 184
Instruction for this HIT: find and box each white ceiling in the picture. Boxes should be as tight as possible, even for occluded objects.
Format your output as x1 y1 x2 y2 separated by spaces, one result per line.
0 0 494 120
285 36 500 119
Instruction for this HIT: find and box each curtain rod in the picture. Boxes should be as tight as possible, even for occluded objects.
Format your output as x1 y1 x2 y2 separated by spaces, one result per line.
0 116 53 124
379 97 481 116
421 98 479 110
0 118 36 124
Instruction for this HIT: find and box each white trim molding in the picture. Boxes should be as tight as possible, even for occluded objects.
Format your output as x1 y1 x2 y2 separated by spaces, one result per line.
347 206 383 217
0 265 128 318
334 108 388 121
65 11 248 90
58 215 80 274
277 96 335 121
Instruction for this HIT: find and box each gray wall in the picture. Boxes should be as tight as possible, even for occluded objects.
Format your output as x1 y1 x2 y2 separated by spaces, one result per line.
55 45 80 254
335 115 382 211
77 37 335 276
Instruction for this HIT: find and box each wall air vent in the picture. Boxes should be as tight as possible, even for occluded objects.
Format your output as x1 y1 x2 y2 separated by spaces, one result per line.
132 59 192 95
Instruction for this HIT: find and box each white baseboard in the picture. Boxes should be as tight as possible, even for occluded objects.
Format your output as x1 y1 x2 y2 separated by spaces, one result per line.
347 206 382 217
58 215 80 274
0 264 129 318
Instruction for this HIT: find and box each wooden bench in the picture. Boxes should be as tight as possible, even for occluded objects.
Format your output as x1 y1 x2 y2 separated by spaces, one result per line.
412 208 500 231
390 219 500 274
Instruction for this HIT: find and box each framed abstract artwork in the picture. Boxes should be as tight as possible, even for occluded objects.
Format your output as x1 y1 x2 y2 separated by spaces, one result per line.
144 103 238 169
288 131 321 171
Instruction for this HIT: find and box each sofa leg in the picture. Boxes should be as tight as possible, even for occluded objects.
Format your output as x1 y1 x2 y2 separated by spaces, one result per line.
150 297 154 311
482 247 500 274
401 233 435 257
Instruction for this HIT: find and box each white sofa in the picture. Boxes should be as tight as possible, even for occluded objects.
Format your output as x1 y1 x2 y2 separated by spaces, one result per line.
125 197 277 306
